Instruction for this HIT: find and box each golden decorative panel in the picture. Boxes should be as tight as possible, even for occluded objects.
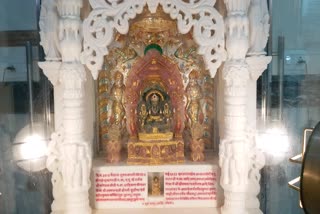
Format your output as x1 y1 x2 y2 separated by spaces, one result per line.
97 6 217 164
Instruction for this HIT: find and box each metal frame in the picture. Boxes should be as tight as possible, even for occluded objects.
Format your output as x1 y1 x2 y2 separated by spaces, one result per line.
0 31 39 47
288 128 313 192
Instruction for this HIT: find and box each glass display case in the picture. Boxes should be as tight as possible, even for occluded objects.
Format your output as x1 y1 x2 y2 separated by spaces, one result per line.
0 0 319 214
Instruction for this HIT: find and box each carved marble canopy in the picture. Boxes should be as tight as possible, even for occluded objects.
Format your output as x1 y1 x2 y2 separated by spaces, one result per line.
81 0 227 80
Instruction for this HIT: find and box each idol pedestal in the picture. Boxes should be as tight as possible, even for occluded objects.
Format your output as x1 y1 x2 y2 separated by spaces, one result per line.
91 152 222 211
127 137 184 165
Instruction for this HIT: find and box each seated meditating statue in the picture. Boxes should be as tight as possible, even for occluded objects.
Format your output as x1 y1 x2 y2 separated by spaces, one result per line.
138 90 172 134
146 93 164 129
128 88 184 165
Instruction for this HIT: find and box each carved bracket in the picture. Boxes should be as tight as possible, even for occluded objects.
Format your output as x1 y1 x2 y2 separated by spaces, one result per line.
246 55 272 81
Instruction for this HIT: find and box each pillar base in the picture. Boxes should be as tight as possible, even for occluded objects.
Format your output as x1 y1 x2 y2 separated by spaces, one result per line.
64 190 91 214
221 191 247 214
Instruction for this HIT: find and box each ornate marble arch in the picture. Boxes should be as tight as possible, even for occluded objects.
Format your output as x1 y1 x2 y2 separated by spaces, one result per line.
81 0 227 79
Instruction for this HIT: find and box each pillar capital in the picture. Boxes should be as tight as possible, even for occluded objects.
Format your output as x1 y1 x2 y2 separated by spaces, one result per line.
224 0 251 15
223 60 250 88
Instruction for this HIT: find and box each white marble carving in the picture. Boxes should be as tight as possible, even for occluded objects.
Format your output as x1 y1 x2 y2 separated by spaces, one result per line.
220 1 271 212
56 0 92 212
246 55 272 81
220 0 253 214
246 127 265 214
40 0 91 213
248 0 270 55
220 61 251 214
82 0 226 79
38 61 61 86
46 131 64 213
39 0 61 61
38 0 273 213
224 0 251 12
224 0 251 60
57 0 83 63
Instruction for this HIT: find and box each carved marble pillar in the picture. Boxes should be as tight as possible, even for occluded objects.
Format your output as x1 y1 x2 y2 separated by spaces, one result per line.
39 0 63 213
220 62 250 214
245 1 271 213
40 0 91 213
57 0 91 213
220 0 271 213
220 0 251 213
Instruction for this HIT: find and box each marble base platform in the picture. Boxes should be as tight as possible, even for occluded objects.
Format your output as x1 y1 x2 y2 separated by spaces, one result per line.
91 152 222 210
93 207 221 214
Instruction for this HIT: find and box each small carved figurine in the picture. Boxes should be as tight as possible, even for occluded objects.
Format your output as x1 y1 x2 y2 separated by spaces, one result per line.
106 71 126 163
185 70 206 162
163 102 172 125
108 71 126 127
39 0 60 60
248 0 270 54
185 70 203 127
151 176 161 196
138 103 148 131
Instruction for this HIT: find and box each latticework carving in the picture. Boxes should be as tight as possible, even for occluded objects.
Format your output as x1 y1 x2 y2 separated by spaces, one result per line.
82 0 226 79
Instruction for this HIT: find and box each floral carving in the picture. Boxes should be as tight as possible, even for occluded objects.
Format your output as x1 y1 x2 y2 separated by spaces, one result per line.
82 0 226 79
